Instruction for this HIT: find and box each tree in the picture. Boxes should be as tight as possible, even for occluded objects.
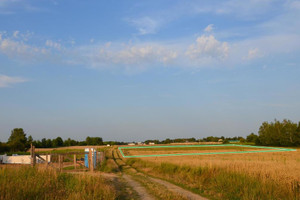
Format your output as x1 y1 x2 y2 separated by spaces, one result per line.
246 133 258 143
52 137 64 147
8 128 28 152
86 137 103 145
27 135 33 146
46 139 52 148
0 141 9 153
257 119 299 146
294 122 300 146
41 138 47 147
64 138 77 146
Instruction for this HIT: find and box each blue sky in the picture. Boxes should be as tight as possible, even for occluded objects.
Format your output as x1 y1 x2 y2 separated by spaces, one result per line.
0 0 300 142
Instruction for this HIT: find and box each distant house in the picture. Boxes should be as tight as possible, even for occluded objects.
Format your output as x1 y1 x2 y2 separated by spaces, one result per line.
149 142 155 145
128 143 135 146
218 139 223 142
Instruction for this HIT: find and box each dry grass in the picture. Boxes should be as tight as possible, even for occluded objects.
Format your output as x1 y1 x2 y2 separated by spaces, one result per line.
131 173 189 200
125 147 300 199
140 149 300 187
0 165 117 200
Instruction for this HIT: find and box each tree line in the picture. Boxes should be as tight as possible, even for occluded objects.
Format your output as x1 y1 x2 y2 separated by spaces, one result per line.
141 119 300 147
144 136 246 144
0 128 125 153
255 119 300 146
1 119 299 153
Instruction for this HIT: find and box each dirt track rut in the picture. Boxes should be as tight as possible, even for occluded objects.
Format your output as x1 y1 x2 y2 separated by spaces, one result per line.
113 148 209 200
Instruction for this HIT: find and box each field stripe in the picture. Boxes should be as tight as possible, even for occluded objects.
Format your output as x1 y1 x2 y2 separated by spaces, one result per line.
118 144 296 158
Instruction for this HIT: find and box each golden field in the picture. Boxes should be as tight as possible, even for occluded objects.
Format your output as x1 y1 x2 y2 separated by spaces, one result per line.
125 147 300 199
140 149 300 187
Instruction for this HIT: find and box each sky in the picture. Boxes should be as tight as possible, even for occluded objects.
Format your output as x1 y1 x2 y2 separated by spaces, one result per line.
0 0 300 142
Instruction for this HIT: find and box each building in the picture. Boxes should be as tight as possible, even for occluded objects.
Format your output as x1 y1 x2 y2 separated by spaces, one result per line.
0 154 49 164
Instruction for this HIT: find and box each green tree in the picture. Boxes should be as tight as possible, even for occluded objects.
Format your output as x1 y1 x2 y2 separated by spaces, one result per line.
0 141 9 153
41 138 47 147
8 128 28 152
52 137 64 147
86 137 103 145
46 139 52 148
27 135 33 146
64 138 77 146
246 133 258 143
257 119 300 146
294 122 300 146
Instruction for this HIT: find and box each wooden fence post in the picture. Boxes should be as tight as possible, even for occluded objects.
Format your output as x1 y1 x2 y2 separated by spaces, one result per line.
74 154 77 170
89 148 94 172
30 143 36 167
45 154 48 167
59 155 63 171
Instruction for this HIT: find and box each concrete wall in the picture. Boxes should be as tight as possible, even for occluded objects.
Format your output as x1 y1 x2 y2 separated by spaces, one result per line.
0 155 50 164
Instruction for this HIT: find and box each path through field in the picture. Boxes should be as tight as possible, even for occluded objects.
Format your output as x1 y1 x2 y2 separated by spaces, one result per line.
111 148 208 200
147 176 208 200
69 148 208 199
122 174 155 200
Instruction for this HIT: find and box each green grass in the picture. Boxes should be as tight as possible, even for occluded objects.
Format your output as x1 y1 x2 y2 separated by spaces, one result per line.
5 152 31 156
120 144 295 158
122 146 261 154
37 148 85 154
0 166 117 200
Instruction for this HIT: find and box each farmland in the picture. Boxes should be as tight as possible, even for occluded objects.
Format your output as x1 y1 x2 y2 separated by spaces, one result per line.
123 145 300 199
1 144 299 200
120 144 287 157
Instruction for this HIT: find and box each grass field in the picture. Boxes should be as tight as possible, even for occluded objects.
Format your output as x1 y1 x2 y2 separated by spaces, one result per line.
122 146 262 156
124 145 300 200
120 144 295 158
2 145 299 200
0 165 117 200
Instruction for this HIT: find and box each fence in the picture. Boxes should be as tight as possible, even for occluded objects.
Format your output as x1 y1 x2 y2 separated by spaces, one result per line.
1 144 106 172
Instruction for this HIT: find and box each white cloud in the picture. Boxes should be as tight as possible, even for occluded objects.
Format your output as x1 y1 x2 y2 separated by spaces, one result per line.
186 35 229 61
117 45 177 64
45 40 61 50
128 17 159 35
0 27 299 71
0 37 48 60
204 24 214 32
0 74 28 88
71 42 178 70
245 48 262 60
12 30 19 38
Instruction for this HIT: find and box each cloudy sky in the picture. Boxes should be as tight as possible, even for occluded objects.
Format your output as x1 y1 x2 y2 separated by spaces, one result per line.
0 0 300 142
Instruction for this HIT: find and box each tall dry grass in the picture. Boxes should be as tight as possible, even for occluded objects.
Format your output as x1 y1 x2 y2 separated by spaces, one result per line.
126 149 300 200
0 166 117 200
